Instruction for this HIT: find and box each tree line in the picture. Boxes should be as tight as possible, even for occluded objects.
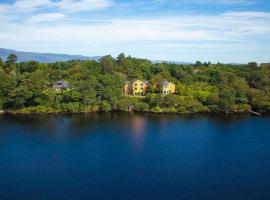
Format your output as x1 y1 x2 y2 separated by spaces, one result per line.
0 53 270 114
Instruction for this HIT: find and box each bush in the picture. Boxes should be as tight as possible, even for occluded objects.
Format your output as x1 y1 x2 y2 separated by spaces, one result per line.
101 101 111 112
117 97 134 111
60 102 81 113
19 105 55 113
236 104 251 112
134 102 149 111
151 106 162 113
177 106 187 113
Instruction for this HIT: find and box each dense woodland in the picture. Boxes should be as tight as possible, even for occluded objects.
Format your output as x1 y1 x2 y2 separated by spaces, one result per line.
0 53 270 114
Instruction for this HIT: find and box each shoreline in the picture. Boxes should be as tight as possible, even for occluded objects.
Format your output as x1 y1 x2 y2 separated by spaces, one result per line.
0 109 265 116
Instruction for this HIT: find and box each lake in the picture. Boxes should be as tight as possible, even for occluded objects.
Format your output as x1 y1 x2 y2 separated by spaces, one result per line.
0 113 270 200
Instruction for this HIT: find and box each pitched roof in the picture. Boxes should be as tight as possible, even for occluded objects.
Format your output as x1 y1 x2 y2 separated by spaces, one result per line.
53 80 69 89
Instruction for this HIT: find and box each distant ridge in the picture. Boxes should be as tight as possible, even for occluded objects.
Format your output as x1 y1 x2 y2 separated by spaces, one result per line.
152 60 192 64
0 48 192 64
0 48 101 63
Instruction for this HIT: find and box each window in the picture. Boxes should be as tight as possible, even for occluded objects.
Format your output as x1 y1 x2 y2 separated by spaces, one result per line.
141 87 143 90
141 84 143 86
135 83 137 86
135 87 137 90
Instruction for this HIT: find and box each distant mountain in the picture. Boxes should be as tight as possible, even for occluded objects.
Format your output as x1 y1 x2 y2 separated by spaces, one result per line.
0 48 101 63
152 60 192 64
0 48 192 64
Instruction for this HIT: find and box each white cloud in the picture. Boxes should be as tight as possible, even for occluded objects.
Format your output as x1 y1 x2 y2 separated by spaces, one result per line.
0 0 52 13
222 11 270 18
0 0 113 15
1 11 270 44
189 0 252 4
11 0 52 10
0 6 269 62
26 13 66 23
57 0 114 12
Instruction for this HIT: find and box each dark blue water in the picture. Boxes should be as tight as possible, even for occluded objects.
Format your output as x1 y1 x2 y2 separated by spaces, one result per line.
0 113 270 200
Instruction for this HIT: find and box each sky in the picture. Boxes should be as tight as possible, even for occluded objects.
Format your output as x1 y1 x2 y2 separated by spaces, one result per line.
0 0 270 63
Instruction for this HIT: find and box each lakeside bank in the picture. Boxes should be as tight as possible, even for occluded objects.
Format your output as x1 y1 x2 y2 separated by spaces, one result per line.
0 108 265 116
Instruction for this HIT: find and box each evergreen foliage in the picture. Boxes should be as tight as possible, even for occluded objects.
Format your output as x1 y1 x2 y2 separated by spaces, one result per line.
1 53 270 114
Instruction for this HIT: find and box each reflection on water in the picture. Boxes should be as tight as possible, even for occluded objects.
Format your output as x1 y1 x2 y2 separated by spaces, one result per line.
130 116 146 140
0 113 262 138
0 112 262 149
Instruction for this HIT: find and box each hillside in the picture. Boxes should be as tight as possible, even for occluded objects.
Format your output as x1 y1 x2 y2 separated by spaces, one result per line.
0 48 100 63
0 54 270 114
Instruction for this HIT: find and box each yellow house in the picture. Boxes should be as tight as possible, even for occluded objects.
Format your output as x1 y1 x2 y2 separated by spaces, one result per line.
161 80 176 94
123 79 175 96
132 80 149 96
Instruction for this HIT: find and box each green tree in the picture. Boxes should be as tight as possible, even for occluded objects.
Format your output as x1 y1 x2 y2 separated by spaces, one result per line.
0 69 16 108
248 62 258 68
4 54 17 74
116 53 125 65
100 55 115 73
195 61 202 66
0 53 269 114
0 58 4 68
6 54 17 65
18 61 39 73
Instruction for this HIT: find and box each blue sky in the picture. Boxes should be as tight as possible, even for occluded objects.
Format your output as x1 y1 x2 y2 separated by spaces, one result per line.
0 0 270 63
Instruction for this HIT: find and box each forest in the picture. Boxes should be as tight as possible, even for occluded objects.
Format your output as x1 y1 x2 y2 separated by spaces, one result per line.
0 53 270 114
